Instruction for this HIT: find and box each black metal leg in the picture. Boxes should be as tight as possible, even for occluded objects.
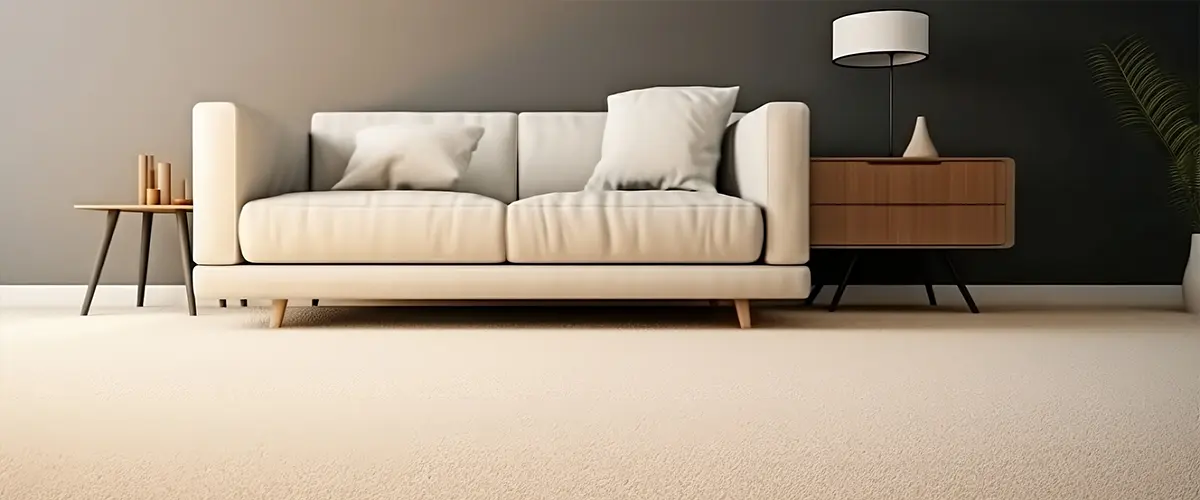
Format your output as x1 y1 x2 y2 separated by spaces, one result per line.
805 284 824 306
82 210 121 316
888 55 895 156
829 253 860 312
923 252 938 306
174 211 197 316
312 299 319 307
219 299 227 308
942 252 979 314
240 299 248 307
137 213 153 307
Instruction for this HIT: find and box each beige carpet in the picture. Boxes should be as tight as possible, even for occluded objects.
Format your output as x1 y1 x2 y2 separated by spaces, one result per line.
1 305 1198 499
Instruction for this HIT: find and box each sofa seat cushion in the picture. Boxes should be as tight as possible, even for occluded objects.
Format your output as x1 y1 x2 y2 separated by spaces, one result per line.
239 191 505 263
507 191 763 263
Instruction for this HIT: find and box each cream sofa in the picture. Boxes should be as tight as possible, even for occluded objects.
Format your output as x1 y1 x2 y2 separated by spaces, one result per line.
191 102 811 328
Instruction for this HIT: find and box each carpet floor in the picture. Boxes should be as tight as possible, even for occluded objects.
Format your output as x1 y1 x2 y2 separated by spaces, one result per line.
1 305 1198 499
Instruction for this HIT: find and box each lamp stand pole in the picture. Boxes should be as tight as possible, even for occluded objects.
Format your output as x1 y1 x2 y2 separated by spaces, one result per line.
888 52 895 156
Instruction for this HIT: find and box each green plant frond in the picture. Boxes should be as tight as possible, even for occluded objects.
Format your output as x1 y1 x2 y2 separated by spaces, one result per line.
1164 120 1198 153
1095 39 1193 145
1088 35 1200 230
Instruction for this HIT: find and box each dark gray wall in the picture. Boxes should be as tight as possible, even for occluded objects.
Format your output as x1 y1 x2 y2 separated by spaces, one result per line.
0 0 1195 285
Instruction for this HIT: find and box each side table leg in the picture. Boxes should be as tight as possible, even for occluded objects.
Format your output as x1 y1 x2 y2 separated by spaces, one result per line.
81 210 120 316
137 213 153 307
829 252 860 312
175 212 197 316
942 251 979 314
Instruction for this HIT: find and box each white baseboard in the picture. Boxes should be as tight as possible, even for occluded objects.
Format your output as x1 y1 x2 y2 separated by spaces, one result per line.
0 285 1184 310
0 286 193 309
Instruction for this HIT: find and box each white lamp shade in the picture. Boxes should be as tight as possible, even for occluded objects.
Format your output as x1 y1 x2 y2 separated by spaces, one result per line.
832 10 929 67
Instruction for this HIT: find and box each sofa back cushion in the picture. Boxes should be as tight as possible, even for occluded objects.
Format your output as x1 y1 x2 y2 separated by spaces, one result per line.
517 112 745 199
311 112 518 202
516 113 606 199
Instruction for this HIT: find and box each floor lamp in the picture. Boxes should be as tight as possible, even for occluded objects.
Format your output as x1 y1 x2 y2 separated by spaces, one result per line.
832 10 929 156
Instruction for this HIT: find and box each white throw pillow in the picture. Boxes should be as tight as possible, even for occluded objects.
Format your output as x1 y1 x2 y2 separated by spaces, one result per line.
332 124 485 191
585 86 739 192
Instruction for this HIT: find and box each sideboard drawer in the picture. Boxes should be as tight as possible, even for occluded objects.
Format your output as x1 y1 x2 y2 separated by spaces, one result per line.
812 160 1008 205
812 205 1007 246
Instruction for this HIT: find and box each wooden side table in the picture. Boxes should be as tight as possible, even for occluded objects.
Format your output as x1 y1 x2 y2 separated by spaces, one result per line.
805 157 1015 312
74 205 196 316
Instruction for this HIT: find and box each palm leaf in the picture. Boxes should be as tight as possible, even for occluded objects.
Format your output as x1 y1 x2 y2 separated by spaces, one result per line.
1087 36 1200 232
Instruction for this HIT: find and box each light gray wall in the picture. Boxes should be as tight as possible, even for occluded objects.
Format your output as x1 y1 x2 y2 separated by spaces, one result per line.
0 0 1196 285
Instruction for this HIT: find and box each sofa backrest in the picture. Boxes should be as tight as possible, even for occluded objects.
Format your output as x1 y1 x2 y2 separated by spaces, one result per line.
516 113 607 199
310 112 519 202
310 111 745 202
516 112 745 199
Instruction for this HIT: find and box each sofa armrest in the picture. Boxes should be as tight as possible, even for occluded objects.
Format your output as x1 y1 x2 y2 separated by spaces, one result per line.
192 102 307 265
719 102 810 265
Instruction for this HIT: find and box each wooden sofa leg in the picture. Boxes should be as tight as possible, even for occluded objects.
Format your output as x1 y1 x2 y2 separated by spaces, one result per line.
270 299 288 328
734 299 751 329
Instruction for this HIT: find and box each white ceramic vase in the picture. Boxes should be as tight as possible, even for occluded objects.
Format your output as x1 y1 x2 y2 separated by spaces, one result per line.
1185 234 1200 314
903 116 938 158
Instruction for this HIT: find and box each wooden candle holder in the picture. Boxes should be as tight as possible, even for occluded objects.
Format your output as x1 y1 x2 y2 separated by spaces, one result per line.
137 155 150 204
173 179 193 205
156 162 172 205
146 155 157 204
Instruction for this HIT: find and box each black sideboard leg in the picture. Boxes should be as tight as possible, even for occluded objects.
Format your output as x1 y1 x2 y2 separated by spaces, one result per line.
828 253 860 312
219 299 227 308
942 252 979 314
923 252 938 306
805 284 824 306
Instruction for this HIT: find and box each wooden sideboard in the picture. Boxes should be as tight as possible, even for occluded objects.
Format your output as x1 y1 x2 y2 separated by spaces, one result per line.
810 157 1015 248
807 157 1015 313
